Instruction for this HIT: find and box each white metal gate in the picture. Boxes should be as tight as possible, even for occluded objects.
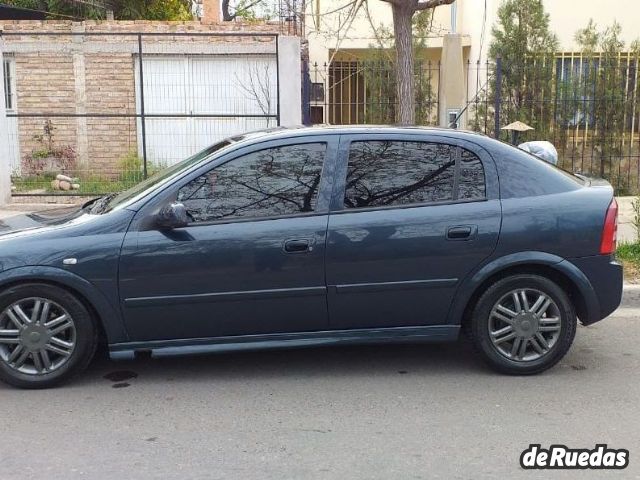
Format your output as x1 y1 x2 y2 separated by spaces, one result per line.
3 58 20 175
136 55 278 167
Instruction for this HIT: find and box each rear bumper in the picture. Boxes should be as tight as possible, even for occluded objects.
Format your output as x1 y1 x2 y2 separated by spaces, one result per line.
566 255 623 325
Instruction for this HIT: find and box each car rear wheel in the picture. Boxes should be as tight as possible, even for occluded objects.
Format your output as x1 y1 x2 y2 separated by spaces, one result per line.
0 283 98 389
470 274 577 375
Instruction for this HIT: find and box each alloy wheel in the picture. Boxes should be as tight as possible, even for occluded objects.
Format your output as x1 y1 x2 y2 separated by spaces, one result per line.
0 297 76 375
488 288 562 362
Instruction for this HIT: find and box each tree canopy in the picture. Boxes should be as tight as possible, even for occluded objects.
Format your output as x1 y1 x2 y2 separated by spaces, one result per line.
4 0 193 20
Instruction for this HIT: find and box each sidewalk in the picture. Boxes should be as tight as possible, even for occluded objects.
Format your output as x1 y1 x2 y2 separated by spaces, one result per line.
616 196 637 244
0 203 73 221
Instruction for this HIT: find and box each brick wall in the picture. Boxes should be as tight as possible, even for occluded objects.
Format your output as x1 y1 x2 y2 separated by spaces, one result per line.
1 20 283 179
84 53 137 175
14 53 77 174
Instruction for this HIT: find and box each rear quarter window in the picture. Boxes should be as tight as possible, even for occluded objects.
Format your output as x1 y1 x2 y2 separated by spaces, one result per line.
491 142 583 198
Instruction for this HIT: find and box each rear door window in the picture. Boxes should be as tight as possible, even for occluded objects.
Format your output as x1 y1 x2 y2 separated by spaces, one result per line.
343 140 485 209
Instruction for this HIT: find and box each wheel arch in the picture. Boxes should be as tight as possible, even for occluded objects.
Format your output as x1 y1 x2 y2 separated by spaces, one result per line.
0 266 127 344
450 252 599 330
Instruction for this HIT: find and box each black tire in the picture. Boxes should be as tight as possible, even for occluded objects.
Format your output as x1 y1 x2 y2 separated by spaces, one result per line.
0 283 98 389
470 274 577 375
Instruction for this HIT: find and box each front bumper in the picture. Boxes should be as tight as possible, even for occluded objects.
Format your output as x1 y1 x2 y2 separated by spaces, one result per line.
568 255 623 325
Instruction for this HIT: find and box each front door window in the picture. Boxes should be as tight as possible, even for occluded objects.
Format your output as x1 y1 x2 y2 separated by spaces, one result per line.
178 143 327 223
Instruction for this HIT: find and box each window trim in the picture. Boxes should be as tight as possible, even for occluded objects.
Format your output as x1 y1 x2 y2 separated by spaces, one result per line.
328 196 488 216
333 137 487 213
176 139 333 226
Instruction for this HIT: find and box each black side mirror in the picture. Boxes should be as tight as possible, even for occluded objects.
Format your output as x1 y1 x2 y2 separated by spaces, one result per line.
156 202 189 229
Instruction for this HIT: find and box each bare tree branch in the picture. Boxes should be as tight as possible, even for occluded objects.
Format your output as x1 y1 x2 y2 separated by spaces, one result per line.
414 0 455 12
236 63 274 125
326 0 365 67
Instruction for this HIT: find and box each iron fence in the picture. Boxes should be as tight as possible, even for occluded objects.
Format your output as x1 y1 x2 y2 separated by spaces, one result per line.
1 30 280 198
465 54 640 194
304 60 440 126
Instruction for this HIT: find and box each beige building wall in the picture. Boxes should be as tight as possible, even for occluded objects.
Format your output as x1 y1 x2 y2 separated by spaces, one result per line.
546 0 640 52
306 0 462 66
308 0 640 66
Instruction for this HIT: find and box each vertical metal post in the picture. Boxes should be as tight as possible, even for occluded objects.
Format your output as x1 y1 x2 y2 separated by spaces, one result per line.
494 56 502 140
302 60 310 125
275 35 281 126
137 34 148 179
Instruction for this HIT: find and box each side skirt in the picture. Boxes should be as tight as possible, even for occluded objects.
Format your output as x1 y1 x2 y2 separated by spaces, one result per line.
109 325 461 360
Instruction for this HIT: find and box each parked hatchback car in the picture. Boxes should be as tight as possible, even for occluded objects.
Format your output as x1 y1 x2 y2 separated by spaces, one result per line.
0 127 623 388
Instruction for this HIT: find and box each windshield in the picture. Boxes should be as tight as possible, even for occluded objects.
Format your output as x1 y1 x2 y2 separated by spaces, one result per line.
90 140 233 213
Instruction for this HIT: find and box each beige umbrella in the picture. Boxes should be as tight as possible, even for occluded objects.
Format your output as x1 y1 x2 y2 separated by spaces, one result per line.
501 121 534 144
501 121 534 132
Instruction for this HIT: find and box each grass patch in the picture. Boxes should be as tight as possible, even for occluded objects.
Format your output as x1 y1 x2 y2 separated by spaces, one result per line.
617 242 640 283
12 175 136 195
617 242 640 263
11 152 164 196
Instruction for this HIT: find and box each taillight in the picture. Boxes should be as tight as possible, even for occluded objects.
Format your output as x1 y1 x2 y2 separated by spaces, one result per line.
600 198 618 255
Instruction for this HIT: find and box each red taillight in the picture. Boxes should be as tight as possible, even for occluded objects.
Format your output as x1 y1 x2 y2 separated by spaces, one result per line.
600 198 618 255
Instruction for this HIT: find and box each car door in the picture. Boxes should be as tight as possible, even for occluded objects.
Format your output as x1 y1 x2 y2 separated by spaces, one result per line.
118 136 338 342
325 133 501 330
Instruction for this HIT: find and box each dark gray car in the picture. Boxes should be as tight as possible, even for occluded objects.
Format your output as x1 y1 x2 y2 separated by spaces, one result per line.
0 127 623 388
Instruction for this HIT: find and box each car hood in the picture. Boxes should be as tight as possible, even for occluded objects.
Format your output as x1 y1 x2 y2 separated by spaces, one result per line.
0 205 86 237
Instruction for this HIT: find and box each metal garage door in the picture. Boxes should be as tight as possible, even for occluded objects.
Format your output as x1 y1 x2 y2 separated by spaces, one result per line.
136 55 278 167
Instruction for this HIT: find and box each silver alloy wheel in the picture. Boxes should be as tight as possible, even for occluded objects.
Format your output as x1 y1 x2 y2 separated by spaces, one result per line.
0 297 76 375
488 288 562 362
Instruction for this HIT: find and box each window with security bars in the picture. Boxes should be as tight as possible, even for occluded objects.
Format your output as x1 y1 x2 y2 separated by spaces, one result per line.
3 59 15 112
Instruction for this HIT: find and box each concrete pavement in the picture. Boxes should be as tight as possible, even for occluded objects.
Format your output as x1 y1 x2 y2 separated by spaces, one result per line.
617 196 638 243
0 287 639 479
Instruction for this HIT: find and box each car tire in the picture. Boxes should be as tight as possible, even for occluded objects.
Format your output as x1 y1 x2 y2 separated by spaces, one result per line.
470 274 577 375
0 283 98 389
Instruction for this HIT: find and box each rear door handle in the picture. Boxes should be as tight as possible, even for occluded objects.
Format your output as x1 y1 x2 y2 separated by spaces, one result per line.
283 238 313 253
447 225 477 240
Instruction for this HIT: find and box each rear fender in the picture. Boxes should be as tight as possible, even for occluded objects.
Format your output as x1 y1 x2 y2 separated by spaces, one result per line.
447 251 599 325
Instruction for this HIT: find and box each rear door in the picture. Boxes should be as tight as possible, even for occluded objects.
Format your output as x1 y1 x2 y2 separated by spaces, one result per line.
325 133 501 329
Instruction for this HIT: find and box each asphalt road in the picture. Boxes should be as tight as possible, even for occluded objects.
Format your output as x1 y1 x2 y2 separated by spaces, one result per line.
1 289 639 480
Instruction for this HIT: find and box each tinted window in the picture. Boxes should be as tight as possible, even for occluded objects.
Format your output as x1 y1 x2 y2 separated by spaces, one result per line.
344 141 457 208
178 143 326 223
458 147 486 200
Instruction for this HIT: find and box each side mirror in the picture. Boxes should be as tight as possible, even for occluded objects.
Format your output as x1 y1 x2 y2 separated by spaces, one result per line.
156 202 189 229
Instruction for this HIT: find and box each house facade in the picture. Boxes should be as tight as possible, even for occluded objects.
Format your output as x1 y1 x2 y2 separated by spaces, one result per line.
305 0 640 128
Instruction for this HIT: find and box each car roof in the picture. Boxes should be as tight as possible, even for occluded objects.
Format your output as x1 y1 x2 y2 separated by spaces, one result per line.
231 125 488 144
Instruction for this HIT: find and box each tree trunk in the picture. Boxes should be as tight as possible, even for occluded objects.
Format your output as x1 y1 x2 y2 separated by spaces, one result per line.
392 3 415 125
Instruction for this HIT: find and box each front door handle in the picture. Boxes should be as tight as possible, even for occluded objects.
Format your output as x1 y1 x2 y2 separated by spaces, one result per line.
283 238 312 253
447 225 477 240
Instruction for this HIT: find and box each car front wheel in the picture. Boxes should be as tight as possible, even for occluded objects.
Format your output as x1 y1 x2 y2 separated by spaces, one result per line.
0 283 98 389
470 274 577 375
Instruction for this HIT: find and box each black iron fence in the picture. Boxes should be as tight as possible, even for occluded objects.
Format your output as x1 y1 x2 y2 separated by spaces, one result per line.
465 55 640 194
304 60 440 126
1 30 280 198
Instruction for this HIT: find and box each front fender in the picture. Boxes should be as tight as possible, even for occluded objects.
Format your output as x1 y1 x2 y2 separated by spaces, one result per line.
447 251 599 325
0 265 127 343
